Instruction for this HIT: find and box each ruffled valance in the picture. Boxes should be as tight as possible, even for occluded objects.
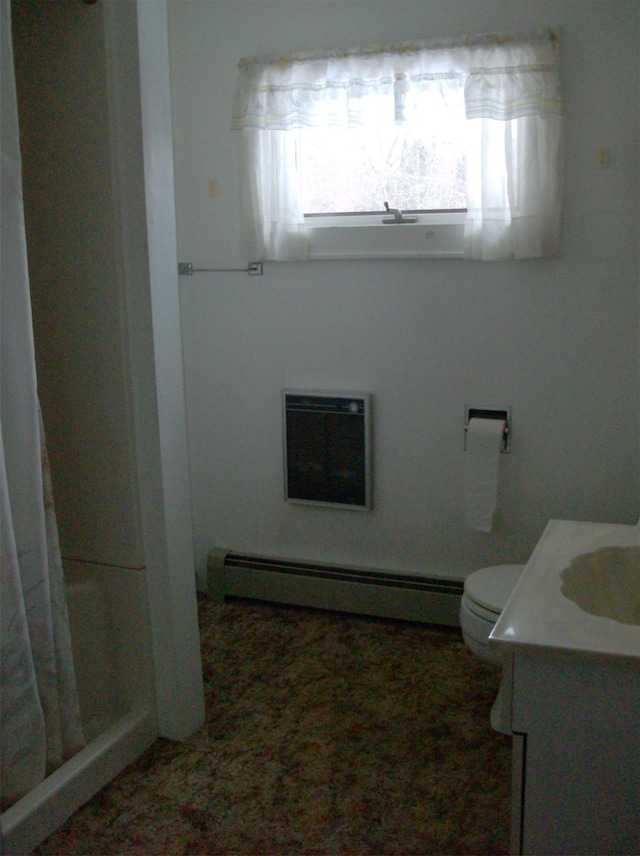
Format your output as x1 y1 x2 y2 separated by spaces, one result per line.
232 29 561 130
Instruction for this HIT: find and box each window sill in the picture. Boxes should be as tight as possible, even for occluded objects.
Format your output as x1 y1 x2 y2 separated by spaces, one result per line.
305 212 466 260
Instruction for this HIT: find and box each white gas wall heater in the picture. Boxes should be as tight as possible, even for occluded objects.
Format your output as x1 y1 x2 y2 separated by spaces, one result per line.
282 390 373 510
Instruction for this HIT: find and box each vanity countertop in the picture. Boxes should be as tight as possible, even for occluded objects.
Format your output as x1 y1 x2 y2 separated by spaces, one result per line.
490 519 639 661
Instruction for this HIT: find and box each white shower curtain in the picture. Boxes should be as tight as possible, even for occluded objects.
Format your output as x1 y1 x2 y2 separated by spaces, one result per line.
1 0 84 810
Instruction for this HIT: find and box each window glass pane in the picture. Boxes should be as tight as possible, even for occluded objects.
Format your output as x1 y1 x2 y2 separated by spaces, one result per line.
300 96 467 213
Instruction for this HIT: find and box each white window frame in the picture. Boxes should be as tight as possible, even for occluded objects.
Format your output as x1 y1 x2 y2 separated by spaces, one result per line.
303 210 467 260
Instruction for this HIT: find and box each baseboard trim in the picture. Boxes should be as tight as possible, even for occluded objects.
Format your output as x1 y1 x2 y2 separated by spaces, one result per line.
207 549 462 627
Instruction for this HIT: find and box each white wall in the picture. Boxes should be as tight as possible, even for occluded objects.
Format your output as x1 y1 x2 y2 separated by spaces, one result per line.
168 0 639 584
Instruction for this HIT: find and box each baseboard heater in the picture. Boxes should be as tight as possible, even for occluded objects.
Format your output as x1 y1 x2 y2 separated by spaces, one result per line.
207 549 463 627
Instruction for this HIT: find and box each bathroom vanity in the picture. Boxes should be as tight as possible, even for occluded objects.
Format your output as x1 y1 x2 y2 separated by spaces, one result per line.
490 519 639 856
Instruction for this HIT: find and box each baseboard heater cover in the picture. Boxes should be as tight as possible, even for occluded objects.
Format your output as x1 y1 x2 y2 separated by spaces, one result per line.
207 549 462 627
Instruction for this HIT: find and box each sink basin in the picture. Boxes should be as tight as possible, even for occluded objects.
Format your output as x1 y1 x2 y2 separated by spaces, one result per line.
560 545 640 626
491 519 639 660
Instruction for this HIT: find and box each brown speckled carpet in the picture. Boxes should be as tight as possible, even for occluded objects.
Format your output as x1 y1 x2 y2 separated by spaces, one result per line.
34 596 512 855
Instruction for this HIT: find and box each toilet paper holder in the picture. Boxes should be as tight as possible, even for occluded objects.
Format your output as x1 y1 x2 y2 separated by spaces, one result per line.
464 406 512 453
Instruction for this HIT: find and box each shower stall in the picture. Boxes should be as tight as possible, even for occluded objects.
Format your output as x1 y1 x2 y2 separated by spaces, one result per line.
1 563 158 855
1 2 204 852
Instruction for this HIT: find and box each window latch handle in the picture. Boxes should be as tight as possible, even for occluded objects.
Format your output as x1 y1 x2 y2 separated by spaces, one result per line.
382 201 417 224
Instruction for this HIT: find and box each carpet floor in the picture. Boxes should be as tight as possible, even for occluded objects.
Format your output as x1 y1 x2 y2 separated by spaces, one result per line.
34 595 512 855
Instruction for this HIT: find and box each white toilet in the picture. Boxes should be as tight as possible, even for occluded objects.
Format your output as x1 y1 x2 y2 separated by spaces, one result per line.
460 564 525 733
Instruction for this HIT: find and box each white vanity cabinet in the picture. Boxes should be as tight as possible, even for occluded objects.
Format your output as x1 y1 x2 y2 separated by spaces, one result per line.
490 519 640 856
504 650 639 855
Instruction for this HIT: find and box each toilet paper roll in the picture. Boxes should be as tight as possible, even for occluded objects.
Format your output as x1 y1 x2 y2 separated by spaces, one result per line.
464 417 506 532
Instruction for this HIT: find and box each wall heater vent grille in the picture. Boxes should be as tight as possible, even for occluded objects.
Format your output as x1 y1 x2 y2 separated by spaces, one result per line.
207 549 463 627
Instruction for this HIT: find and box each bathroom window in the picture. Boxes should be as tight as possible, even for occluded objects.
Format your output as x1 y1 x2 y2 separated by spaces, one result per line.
298 117 468 259
232 29 563 262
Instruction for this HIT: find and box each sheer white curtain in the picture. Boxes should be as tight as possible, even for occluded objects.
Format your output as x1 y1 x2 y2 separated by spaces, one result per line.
463 35 563 259
1 0 84 810
232 29 563 261
239 128 308 261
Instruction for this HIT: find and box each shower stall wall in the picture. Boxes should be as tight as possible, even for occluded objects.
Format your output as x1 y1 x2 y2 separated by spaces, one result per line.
64 563 156 744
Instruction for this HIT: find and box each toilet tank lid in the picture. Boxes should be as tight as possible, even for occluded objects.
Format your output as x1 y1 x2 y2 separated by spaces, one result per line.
464 564 525 613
